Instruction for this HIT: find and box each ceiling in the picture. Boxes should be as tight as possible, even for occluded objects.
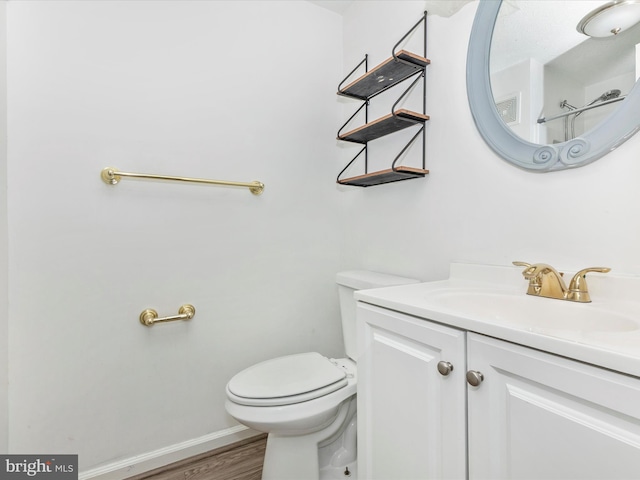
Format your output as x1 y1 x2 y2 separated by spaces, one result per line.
307 0 475 17
307 0 352 15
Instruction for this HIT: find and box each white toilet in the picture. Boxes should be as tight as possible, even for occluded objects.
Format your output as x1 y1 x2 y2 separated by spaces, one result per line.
225 270 419 480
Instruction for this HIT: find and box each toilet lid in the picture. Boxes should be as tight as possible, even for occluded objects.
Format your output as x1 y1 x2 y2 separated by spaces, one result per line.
227 352 347 405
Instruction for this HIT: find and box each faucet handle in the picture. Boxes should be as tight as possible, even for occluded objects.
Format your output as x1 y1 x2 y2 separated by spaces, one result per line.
512 261 542 295
512 261 531 268
512 261 562 275
567 267 611 303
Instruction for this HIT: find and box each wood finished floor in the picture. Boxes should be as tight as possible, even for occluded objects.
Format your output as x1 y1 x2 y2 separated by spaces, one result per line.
126 434 267 480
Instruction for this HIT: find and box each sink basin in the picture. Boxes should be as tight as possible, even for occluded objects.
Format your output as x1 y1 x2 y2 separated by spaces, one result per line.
354 263 640 378
425 288 639 334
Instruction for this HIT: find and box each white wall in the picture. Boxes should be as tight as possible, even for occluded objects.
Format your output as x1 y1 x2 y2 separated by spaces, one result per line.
0 0 8 455
6 0 343 472
491 58 543 144
584 72 636 134
544 64 585 143
340 1 640 281
7 0 640 475
544 69 635 142
530 58 544 144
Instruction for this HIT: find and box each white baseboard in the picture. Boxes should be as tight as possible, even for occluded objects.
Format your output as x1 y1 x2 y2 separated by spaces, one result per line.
79 425 260 480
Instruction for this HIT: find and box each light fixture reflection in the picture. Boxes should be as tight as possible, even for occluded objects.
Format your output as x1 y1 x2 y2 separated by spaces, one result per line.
577 0 640 37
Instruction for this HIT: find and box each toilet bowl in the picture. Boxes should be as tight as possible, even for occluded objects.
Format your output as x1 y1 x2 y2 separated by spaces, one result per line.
226 354 357 479
225 271 419 480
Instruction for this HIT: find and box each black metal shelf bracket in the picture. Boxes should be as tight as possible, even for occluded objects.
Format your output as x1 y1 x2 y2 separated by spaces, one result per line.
391 71 426 122
337 54 368 95
337 100 369 140
336 145 367 184
392 11 427 66
391 126 425 171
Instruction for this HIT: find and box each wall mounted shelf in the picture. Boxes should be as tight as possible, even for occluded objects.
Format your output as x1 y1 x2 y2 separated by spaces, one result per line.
338 166 429 187
338 109 430 144
338 50 430 100
336 12 430 188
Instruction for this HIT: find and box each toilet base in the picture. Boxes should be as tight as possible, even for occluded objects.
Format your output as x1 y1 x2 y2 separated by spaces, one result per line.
261 396 357 480
320 459 357 480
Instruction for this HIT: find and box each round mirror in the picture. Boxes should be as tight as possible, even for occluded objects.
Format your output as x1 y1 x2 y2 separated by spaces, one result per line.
467 0 640 171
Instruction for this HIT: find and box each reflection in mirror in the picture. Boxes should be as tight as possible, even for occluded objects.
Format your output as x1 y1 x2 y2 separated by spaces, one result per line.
490 1 640 144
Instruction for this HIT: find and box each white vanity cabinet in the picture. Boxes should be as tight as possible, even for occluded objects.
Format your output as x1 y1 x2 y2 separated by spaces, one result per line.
357 303 467 480
358 302 640 480
467 333 640 480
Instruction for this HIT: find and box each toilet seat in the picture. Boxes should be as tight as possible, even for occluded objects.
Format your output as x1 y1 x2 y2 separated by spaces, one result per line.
227 352 348 407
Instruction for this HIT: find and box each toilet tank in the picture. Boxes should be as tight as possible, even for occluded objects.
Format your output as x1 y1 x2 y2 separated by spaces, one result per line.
336 271 420 361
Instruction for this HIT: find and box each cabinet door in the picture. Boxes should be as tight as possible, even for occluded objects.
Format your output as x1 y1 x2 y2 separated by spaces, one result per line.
357 303 467 480
467 333 640 480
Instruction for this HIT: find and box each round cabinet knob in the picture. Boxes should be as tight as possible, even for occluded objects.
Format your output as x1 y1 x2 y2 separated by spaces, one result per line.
466 370 484 387
437 361 454 376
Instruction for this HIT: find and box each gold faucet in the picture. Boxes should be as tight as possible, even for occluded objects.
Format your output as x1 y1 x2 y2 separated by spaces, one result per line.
513 261 611 303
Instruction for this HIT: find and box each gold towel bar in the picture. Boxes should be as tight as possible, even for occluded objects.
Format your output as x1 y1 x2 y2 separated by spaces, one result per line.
101 167 264 195
140 304 196 326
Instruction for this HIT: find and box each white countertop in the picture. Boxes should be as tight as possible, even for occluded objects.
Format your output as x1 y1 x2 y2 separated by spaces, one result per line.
355 263 640 378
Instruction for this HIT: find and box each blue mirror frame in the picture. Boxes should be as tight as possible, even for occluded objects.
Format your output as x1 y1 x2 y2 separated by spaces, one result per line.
467 0 640 171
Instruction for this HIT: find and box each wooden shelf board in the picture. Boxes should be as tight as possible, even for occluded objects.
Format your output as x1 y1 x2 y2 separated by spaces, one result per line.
338 166 429 187
338 109 429 144
338 50 430 100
